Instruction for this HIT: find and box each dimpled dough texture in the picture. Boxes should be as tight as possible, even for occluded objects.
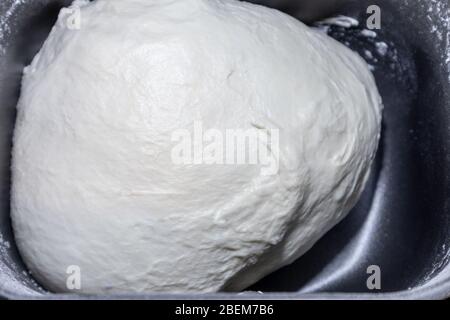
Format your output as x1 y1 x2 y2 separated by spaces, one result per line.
11 0 382 293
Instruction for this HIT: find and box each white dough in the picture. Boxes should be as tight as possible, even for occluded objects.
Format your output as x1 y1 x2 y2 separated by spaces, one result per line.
11 0 382 293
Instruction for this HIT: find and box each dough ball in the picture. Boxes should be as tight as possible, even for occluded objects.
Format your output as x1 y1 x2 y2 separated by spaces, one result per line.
11 0 382 293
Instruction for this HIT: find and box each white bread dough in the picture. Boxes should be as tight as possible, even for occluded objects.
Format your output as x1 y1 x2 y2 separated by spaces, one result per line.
11 0 382 293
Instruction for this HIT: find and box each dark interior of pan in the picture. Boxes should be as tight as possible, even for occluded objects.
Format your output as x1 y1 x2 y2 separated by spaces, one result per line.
0 0 449 299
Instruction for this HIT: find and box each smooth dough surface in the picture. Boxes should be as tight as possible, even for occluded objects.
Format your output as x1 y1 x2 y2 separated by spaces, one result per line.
11 0 382 293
